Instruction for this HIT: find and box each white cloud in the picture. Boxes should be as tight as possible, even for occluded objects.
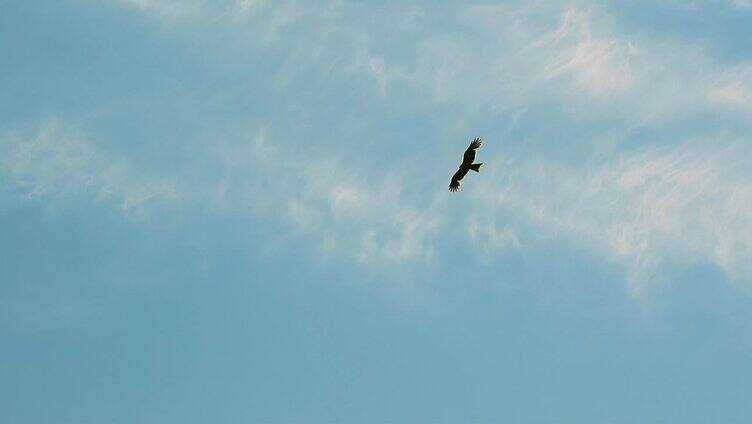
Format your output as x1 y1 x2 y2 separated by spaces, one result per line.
545 9 637 94
35 1 752 290
710 82 750 106
0 119 179 220
731 0 752 8
235 0 265 15
1 120 443 267
471 145 752 292
213 130 442 266
114 0 203 22
708 64 752 109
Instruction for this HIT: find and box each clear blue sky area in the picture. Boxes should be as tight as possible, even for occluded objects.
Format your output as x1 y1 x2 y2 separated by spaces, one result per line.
3 1 752 422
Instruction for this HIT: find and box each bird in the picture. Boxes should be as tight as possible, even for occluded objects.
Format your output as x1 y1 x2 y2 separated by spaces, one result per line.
449 138 483 192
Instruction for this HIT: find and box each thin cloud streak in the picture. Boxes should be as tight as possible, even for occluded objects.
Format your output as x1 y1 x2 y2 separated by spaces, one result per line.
472 145 752 292
0 119 179 221
213 130 443 266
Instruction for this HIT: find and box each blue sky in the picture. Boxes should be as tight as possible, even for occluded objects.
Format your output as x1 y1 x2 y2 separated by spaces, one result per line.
3 0 752 422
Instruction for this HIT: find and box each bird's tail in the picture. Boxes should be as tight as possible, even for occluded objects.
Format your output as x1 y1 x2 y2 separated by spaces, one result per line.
470 163 482 172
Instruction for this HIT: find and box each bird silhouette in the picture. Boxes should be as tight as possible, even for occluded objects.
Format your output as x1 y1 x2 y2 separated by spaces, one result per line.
449 138 483 192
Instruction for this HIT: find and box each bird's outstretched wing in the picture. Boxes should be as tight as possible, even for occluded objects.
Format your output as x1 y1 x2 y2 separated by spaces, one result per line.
449 168 468 192
462 138 482 165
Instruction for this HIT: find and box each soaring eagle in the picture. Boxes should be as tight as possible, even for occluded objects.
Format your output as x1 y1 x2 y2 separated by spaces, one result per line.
449 138 483 192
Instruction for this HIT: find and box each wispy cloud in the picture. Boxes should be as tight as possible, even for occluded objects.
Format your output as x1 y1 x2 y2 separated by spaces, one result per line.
114 0 203 22
709 63 752 109
471 144 752 292
0 119 179 220
212 130 443 266
545 8 637 95
731 0 752 9
111 0 298 40
9 115 750 292
1 120 442 267
10 1 751 291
